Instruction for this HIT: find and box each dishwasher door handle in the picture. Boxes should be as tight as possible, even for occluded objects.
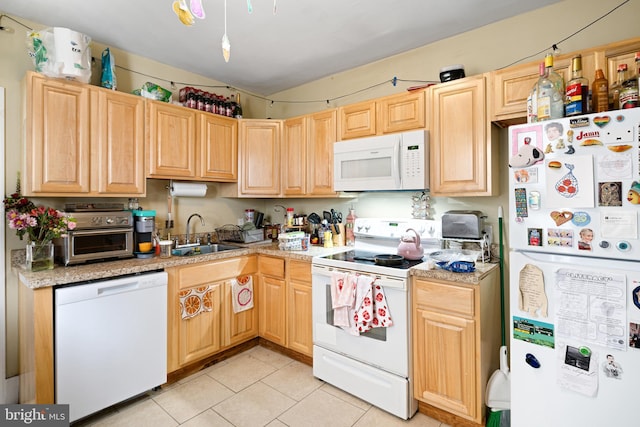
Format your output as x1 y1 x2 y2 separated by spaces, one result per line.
97 281 139 296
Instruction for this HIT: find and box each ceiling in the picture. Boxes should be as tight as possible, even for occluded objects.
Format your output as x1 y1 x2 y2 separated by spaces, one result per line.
1 0 561 95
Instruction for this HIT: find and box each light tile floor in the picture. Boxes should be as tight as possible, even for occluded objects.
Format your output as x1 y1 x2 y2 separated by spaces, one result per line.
74 346 451 427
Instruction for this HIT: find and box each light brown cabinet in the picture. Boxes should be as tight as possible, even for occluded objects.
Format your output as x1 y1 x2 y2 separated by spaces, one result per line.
198 113 238 182
258 255 313 356
219 119 282 197
428 74 499 197
258 256 287 345
338 90 426 140
491 37 640 126
286 260 313 356
24 71 145 196
283 110 337 197
412 271 500 426
146 100 197 179
146 101 238 182
166 256 258 373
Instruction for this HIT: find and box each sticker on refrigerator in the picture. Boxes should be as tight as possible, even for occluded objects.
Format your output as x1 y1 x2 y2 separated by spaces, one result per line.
629 322 640 348
547 228 573 247
527 228 542 246
513 315 555 348
602 354 624 379
518 263 548 317
509 125 544 168
514 188 528 219
577 228 594 251
513 167 538 183
632 287 640 311
598 182 623 206
627 181 640 204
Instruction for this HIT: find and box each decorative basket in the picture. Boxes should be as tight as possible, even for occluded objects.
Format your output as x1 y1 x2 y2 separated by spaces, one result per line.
215 224 263 243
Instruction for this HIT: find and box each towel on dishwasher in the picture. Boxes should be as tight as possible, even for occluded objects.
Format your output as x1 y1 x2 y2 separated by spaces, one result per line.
179 285 213 319
231 275 254 313
330 271 355 327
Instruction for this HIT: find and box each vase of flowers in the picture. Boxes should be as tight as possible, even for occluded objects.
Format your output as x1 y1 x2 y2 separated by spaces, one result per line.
4 190 76 272
25 241 55 271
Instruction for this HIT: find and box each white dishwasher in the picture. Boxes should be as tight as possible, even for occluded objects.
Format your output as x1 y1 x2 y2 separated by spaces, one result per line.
55 271 168 422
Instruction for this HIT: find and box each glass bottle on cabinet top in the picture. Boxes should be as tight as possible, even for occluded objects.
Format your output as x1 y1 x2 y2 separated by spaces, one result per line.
536 53 565 121
565 54 589 116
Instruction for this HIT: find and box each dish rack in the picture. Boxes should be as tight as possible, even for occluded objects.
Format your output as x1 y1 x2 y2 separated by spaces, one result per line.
215 224 264 243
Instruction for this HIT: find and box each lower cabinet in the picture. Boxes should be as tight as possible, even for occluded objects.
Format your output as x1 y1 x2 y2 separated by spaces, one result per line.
412 270 500 425
286 260 313 356
258 256 313 357
258 256 287 345
166 256 258 373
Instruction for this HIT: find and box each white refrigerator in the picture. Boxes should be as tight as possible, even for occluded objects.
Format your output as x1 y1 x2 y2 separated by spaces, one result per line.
507 109 640 426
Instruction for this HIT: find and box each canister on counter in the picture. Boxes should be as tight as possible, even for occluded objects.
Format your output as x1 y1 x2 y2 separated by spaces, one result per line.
244 209 255 224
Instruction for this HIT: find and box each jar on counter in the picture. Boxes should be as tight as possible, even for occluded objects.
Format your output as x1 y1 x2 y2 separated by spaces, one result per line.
244 209 255 224
286 208 294 227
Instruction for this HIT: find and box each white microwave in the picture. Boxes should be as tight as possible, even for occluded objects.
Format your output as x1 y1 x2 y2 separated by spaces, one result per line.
333 129 429 191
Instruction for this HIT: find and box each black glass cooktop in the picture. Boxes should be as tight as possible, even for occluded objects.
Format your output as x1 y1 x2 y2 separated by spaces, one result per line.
322 250 424 270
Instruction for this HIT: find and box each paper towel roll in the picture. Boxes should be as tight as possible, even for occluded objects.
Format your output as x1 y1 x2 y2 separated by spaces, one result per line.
170 182 207 197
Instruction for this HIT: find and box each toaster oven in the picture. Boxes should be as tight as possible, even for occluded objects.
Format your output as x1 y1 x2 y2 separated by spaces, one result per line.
54 205 134 265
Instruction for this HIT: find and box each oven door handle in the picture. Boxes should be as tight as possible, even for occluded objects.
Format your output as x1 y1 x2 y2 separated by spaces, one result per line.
69 227 133 237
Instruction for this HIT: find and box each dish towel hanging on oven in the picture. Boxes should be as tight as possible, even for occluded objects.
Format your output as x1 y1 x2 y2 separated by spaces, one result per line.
330 271 355 327
231 275 254 313
344 275 393 336
179 285 213 319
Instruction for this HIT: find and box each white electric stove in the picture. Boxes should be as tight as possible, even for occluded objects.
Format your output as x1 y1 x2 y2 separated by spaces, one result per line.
311 218 441 419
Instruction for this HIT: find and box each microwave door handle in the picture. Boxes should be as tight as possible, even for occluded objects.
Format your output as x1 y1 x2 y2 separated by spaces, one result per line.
393 137 401 188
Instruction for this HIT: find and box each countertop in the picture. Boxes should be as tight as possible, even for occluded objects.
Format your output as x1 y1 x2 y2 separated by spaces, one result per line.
13 243 498 289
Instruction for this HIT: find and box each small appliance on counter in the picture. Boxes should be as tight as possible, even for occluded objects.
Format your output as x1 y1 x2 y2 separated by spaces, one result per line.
441 210 491 262
133 210 156 258
54 203 134 266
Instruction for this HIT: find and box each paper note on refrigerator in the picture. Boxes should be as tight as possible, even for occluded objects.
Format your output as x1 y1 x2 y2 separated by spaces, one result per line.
555 268 627 350
601 211 638 239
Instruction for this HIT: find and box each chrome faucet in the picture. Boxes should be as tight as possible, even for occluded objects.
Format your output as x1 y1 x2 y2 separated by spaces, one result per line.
186 213 205 245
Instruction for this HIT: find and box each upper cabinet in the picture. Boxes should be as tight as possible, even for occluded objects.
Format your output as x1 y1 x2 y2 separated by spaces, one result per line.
428 74 499 197
338 90 426 140
146 101 238 182
24 71 145 196
198 113 238 182
491 37 640 126
146 100 197 179
283 110 337 197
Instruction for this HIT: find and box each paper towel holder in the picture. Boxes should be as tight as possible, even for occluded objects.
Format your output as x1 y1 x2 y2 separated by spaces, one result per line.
167 180 208 197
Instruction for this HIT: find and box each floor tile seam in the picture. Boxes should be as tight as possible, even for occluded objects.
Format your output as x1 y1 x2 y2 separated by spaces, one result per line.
315 387 374 413
244 352 295 371
151 396 183 426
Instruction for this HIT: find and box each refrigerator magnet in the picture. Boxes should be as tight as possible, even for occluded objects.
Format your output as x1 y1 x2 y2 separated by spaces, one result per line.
629 322 640 347
602 354 623 379
527 228 542 246
632 287 640 310
510 125 544 168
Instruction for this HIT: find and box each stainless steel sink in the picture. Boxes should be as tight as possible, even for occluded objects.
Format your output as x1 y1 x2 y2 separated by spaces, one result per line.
171 243 240 256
